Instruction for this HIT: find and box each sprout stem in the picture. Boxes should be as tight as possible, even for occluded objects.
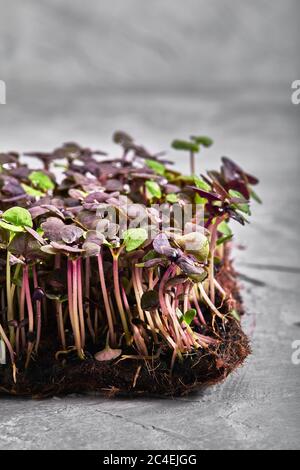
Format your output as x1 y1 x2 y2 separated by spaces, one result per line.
77 258 86 348
134 266 158 343
199 282 225 320
0 323 16 382
53 254 66 349
159 265 185 350
190 150 195 175
132 266 145 321
121 283 131 319
24 265 34 368
192 287 206 325
19 271 26 350
84 257 95 342
32 265 42 353
112 251 131 346
10 263 21 299
57 301 66 350
6 250 14 345
97 252 116 346
209 216 224 304
72 259 84 357
67 260 83 359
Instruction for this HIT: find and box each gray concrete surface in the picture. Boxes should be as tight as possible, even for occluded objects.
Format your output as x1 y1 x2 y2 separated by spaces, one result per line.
0 88 299 450
0 0 300 450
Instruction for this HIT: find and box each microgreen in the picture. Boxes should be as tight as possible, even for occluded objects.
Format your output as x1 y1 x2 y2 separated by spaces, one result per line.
191 136 213 147
181 308 197 326
0 131 260 382
145 159 166 176
28 171 55 192
145 180 162 200
166 193 178 203
123 228 148 252
2 207 33 229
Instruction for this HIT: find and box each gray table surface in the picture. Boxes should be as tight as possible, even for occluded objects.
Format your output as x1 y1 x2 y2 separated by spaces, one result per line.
0 85 299 450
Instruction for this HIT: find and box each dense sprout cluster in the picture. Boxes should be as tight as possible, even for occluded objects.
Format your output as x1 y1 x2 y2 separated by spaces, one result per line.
0 132 260 382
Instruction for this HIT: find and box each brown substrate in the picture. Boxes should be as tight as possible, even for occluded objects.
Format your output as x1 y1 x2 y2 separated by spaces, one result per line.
0 257 250 398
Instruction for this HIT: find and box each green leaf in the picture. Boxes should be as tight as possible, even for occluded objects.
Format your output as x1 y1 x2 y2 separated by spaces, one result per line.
145 159 165 176
2 207 33 228
21 183 44 198
229 191 251 215
217 234 233 246
228 189 246 200
194 177 210 204
236 203 251 215
171 140 199 153
181 309 197 326
29 171 54 192
191 136 213 147
0 221 25 233
175 232 209 262
142 249 158 262
194 176 211 192
229 309 241 322
166 193 178 203
218 221 232 237
195 194 207 205
145 180 162 199
249 187 262 204
123 228 148 252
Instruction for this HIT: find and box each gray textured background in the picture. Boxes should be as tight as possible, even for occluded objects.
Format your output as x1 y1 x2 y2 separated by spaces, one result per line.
0 0 300 450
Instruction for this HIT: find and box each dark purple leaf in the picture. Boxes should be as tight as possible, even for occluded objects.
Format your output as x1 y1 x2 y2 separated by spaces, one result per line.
32 288 45 302
61 225 84 244
187 186 222 202
176 255 208 282
41 217 65 242
24 226 46 245
143 258 166 268
50 241 83 253
225 180 250 200
84 192 110 203
153 233 179 259
141 290 159 310
8 233 44 261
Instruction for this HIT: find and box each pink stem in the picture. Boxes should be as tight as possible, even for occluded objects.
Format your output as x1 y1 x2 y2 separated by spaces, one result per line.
77 258 86 348
24 265 34 367
67 260 82 356
121 283 131 318
32 265 42 353
97 252 116 346
24 266 34 345
112 254 130 345
85 257 95 342
132 266 145 321
19 271 26 349
72 259 82 352
192 290 207 325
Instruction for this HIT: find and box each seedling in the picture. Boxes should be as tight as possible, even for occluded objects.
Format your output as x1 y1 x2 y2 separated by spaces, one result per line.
171 135 213 175
0 134 259 396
